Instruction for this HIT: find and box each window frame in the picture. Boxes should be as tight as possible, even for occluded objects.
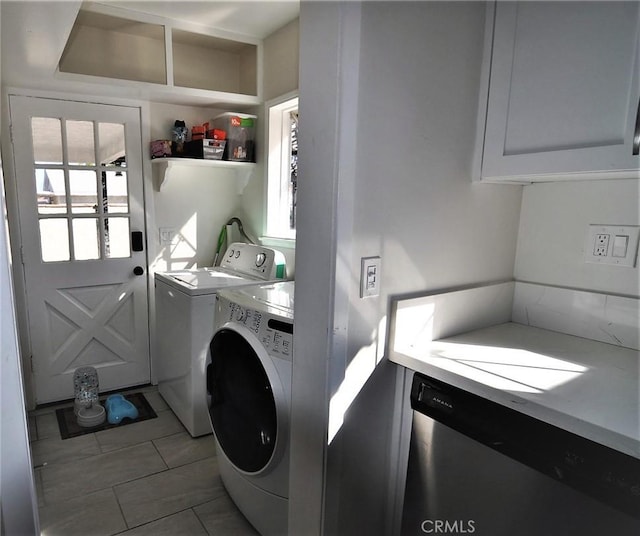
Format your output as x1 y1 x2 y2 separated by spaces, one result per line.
265 92 299 242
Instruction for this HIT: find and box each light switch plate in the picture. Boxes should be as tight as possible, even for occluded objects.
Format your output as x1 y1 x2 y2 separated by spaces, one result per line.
360 256 381 298
584 225 639 267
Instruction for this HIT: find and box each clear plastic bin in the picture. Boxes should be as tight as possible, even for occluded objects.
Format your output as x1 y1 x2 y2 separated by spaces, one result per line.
211 112 256 162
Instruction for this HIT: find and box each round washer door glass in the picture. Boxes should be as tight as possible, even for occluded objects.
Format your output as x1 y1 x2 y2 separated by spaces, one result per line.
208 328 277 473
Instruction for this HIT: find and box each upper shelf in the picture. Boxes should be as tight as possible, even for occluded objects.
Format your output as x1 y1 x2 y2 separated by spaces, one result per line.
58 3 262 107
151 158 256 193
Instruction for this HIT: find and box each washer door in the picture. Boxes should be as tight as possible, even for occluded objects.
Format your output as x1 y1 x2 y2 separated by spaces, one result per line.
208 328 277 473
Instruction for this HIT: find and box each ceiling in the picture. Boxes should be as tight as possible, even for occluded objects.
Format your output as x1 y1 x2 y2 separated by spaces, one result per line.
94 0 300 39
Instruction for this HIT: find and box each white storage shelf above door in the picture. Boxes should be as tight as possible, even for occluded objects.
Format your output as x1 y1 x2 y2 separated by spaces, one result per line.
475 1 640 183
58 4 262 108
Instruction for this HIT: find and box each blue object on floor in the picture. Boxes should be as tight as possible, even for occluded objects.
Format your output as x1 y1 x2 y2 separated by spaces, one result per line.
105 394 139 424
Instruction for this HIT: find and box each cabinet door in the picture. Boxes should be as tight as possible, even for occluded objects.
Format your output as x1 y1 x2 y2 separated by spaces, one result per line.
481 2 640 182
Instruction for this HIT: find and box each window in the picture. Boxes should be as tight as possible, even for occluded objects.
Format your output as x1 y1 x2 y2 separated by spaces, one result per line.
31 117 131 262
266 95 298 240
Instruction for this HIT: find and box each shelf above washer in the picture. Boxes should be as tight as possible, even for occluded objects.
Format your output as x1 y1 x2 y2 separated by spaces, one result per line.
151 158 256 193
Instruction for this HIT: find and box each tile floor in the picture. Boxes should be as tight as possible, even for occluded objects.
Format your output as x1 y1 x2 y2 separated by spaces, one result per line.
28 385 259 536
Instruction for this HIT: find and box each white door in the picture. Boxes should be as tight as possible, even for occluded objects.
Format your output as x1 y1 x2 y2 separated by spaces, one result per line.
10 95 150 403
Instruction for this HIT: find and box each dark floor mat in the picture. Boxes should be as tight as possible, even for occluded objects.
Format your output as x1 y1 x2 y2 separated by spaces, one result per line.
56 392 157 439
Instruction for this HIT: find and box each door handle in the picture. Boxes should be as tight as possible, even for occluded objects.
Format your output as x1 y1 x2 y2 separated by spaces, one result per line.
133 266 144 276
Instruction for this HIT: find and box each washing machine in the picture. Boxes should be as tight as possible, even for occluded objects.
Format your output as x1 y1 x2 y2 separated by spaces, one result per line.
154 243 286 437
206 281 294 536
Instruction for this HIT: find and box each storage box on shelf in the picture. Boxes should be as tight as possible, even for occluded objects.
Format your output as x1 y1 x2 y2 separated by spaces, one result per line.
211 113 257 162
184 139 227 160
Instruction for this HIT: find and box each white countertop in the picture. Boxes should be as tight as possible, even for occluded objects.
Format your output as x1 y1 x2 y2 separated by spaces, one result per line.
390 322 640 459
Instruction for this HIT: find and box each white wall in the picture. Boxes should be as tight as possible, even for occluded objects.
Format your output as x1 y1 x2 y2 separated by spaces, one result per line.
336 2 523 532
0 175 40 536
262 18 299 102
515 179 640 297
292 2 523 534
239 18 298 275
0 15 40 521
291 3 358 533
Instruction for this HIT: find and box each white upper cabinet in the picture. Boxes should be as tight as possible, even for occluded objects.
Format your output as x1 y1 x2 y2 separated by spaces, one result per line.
476 2 640 183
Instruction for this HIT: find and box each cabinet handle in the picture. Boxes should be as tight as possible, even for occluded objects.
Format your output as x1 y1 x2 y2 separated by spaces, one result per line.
634 98 640 156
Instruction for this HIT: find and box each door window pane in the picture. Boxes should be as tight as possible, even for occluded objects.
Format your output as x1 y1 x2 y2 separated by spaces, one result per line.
39 219 70 262
104 171 128 213
72 218 100 260
69 170 98 214
66 120 95 165
30 112 138 264
105 217 130 258
31 118 63 165
98 123 126 166
36 169 66 214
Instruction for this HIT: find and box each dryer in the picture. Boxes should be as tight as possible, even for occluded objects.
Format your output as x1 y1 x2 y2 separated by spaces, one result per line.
206 281 294 536
154 243 286 437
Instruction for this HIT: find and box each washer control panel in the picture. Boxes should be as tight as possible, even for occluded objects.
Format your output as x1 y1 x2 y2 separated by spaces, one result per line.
220 242 286 280
221 300 293 360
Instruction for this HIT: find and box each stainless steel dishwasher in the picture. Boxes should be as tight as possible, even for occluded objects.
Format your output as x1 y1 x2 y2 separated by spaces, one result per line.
401 372 640 536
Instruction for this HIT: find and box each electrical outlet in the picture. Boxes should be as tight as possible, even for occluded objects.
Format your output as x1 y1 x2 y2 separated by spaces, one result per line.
585 225 640 267
159 227 176 246
593 234 610 256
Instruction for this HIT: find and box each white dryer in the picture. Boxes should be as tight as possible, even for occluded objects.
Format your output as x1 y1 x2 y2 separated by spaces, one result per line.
154 243 286 437
206 281 294 536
